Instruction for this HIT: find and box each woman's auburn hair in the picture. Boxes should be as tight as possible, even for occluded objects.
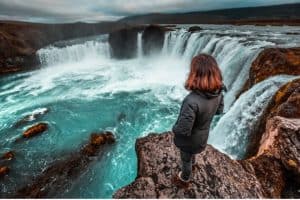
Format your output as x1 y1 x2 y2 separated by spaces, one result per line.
185 54 223 92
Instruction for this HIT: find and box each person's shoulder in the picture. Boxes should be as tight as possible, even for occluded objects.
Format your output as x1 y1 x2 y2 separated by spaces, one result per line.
183 92 199 105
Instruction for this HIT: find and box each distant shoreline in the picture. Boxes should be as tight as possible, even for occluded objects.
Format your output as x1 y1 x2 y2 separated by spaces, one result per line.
1 19 300 26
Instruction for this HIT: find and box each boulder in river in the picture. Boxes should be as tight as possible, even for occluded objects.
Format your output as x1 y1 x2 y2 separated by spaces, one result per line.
22 122 48 138
81 131 115 156
0 166 9 177
15 108 49 127
142 25 165 56
1 151 15 161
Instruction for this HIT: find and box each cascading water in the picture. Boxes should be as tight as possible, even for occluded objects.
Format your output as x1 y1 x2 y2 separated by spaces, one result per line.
1 24 300 198
38 35 110 66
137 32 143 57
208 75 298 158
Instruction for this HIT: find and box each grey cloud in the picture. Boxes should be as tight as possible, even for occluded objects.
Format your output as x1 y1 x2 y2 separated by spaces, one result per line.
0 0 299 23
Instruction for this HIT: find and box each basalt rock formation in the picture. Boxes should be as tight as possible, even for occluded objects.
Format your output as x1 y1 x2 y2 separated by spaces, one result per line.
142 25 165 56
15 131 115 198
246 78 300 157
108 27 142 59
108 24 170 58
113 116 300 198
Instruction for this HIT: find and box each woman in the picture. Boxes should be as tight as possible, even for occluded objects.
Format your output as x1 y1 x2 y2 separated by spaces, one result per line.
172 54 225 185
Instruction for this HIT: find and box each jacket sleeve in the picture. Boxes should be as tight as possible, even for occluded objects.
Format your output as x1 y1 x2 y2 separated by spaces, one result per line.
172 99 197 136
216 94 224 115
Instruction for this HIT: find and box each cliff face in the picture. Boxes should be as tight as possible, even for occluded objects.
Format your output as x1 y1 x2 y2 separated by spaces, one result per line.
113 116 300 198
250 48 300 86
238 47 300 96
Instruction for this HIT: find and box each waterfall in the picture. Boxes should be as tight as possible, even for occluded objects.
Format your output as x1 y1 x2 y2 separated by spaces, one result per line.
208 75 298 158
137 33 143 58
3 25 299 198
161 29 275 110
37 28 279 111
38 38 110 66
37 28 277 110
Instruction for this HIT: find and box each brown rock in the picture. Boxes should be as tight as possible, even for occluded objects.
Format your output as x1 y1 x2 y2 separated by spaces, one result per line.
114 177 157 198
0 166 9 177
1 151 15 161
257 117 300 180
240 155 285 197
249 47 300 86
81 131 116 156
23 122 48 138
237 47 300 99
113 132 264 198
243 117 300 197
16 132 116 198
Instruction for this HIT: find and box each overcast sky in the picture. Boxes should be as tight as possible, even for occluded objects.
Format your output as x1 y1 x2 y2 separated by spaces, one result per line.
0 0 299 23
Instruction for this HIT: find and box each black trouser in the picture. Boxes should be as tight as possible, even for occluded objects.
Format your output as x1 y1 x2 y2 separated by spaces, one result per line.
180 150 196 181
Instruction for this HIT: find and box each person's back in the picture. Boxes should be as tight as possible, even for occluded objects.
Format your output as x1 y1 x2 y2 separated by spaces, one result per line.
172 54 225 186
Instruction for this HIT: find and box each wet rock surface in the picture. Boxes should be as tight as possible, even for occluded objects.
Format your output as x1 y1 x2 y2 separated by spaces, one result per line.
108 27 142 59
15 131 115 198
114 117 300 199
22 122 48 138
142 25 165 56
